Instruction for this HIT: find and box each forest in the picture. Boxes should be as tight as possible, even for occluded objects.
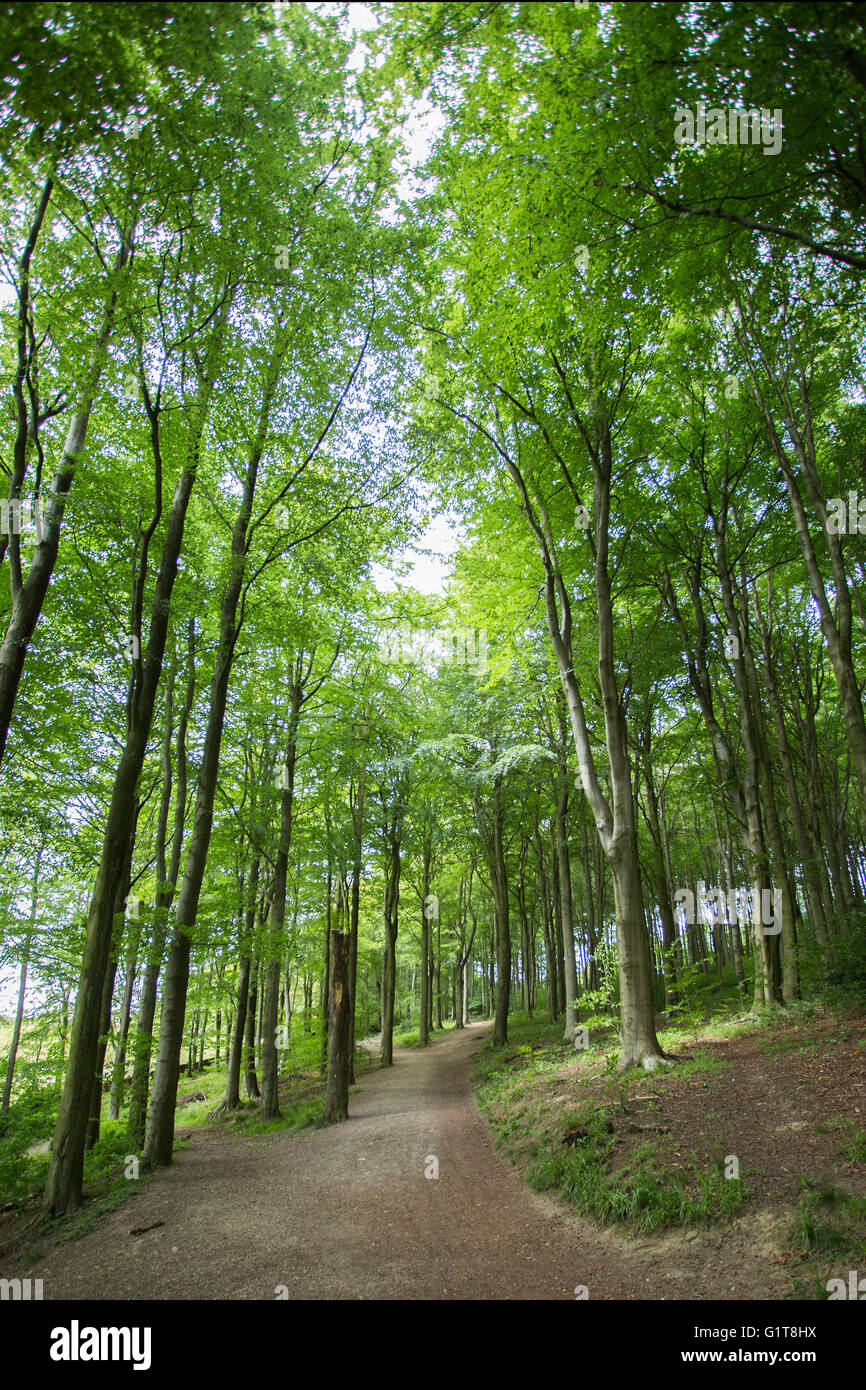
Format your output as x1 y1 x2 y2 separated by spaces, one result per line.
0 0 865 1324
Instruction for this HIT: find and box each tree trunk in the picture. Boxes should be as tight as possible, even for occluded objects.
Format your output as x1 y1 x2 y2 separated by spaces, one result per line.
225 952 251 1111
85 949 119 1151
320 872 331 1076
261 686 302 1121
1 842 43 1118
325 930 351 1123
380 829 401 1067
419 845 431 1047
45 378 211 1213
128 623 195 1147
141 367 282 1170
0 225 133 767
108 932 140 1121
554 772 579 1039
245 957 261 1099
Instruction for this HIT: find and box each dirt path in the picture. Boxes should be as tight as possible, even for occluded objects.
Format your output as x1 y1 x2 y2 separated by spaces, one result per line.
17 1023 796 1300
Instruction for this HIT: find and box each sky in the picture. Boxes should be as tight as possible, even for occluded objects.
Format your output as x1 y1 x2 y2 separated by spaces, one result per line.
339 1 456 598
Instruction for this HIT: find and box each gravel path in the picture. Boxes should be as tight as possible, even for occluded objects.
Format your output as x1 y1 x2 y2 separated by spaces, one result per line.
22 1023 738 1300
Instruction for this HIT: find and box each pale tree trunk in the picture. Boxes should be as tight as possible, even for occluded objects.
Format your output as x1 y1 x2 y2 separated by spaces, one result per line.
712 804 746 994
261 683 303 1121
554 769 579 1040
455 873 478 1032
434 905 443 1031
1 843 44 1118
419 840 431 1047
662 557 778 1009
108 924 141 1121
750 350 866 802
751 578 829 949
710 504 782 1007
491 781 511 1045
473 779 511 1044
535 830 558 1018
225 951 251 1111
86 948 119 1150
348 731 368 1083
639 725 678 1005
320 871 331 1076
508 428 663 1068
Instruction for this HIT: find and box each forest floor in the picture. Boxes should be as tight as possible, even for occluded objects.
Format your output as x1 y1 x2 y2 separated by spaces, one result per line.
2 1009 864 1299
475 1003 866 1300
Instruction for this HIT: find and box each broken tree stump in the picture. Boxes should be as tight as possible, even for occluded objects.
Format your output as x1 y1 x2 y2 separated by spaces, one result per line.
325 929 351 1123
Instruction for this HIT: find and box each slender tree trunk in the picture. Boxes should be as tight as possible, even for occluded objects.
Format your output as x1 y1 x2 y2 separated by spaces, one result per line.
419 845 431 1047
45 371 215 1212
261 687 302 1121
320 872 331 1076
85 949 119 1151
380 829 401 1067
0 223 133 767
108 930 141 1121
128 624 195 1146
1 844 43 1118
325 930 351 1123
225 952 251 1111
141 369 282 1169
554 774 579 1039
434 904 443 1031
245 957 261 1099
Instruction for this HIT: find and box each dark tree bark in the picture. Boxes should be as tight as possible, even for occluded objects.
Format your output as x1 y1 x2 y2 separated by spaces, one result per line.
0 217 133 766
44 299 224 1212
141 391 269 1169
380 824 401 1067
127 621 195 1146
320 871 332 1076
245 956 261 1099
324 930 351 1123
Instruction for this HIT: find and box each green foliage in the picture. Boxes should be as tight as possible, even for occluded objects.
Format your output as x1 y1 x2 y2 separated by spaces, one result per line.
1 1 866 1263
789 1179 866 1266
527 1112 746 1235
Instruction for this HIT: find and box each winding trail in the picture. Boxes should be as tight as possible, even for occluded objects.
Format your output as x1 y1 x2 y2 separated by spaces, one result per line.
23 1024 745 1300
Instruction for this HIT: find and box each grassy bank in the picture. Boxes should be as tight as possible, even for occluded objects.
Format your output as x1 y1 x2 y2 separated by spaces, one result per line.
472 990 866 1296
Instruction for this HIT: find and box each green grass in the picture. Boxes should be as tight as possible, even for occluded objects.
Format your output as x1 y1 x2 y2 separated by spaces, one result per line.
815 1116 866 1165
526 1110 746 1234
474 1010 746 1236
394 1019 459 1049
788 1178 866 1296
223 1094 326 1134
